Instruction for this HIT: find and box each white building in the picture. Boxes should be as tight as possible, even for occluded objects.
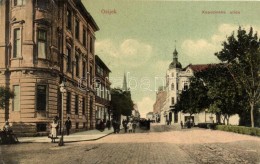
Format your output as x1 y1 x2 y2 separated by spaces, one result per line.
146 112 155 121
160 48 239 125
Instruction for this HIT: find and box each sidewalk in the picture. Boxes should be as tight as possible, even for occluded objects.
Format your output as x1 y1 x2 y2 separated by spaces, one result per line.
18 128 114 143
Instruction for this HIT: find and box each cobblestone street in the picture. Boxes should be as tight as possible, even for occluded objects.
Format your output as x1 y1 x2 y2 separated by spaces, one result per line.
1 124 259 164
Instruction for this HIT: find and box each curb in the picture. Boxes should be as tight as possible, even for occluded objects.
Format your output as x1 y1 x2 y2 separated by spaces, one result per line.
18 131 114 144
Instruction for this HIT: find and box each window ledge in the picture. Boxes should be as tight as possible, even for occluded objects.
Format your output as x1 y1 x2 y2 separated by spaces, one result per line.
10 57 23 60
36 7 49 12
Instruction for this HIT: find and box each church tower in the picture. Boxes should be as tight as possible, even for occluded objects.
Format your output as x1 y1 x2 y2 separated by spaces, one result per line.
166 45 182 124
122 72 128 91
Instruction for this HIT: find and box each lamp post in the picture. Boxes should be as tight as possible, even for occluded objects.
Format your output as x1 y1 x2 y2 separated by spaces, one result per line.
59 81 66 146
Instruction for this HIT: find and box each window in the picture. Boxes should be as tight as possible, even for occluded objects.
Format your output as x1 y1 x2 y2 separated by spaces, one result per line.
75 19 80 40
184 83 188 91
13 28 21 58
90 66 93 86
14 0 26 6
67 9 72 30
36 85 47 111
75 53 79 77
83 29 87 47
38 29 47 59
37 123 47 132
82 97 85 115
101 85 103 98
13 85 20 111
66 92 71 114
76 122 79 129
171 97 174 105
171 83 174 90
36 0 48 10
83 61 86 78
75 95 78 115
172 72 174 77
90 37 93 54
66 47 71 72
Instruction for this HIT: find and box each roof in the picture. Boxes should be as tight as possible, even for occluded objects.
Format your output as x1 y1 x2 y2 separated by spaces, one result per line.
169 60 182 69
184 64 218 73
146 112 154 115
76 0 99 32
95 55 111 72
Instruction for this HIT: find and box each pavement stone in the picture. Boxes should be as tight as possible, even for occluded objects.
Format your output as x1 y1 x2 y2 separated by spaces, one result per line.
1 124 260 164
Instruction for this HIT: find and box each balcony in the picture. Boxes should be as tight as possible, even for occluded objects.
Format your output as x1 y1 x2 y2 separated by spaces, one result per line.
95 96 110 106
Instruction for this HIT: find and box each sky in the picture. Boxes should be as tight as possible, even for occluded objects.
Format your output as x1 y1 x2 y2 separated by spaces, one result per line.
83 0 260 117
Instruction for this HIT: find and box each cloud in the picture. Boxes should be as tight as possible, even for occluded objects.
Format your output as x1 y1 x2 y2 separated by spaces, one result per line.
137 96 155 118
96 39 153 68
181 24 260 64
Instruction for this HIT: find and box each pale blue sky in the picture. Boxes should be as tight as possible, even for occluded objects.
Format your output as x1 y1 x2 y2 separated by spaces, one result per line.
83 0 260 116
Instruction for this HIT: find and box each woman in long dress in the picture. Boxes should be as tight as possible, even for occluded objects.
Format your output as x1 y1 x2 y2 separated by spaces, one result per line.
50 120 58 143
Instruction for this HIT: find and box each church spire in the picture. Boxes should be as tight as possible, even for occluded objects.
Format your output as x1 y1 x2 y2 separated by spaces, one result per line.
173 40 178 60
169 40 182 69
122 72 128 91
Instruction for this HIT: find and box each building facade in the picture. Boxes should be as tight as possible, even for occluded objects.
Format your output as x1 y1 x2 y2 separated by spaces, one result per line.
153 86 166 122
0 0 99 135
95 55 111 123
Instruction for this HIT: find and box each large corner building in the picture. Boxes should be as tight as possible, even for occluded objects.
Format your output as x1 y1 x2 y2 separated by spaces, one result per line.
0 0 103 135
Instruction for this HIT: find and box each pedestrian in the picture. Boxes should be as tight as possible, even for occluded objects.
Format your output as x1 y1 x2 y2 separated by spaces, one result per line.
116 120 120 133
100 119 105 132
180 121 183 129
123 119 128 133
106 120 111 130
50 119 58 143
132 121 137 133
147 119 151 130
112 119 117 133
127 121 133 133
65 117 72 135
3 121 11 132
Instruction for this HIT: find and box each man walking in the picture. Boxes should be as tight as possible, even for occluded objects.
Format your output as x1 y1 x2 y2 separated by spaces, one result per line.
65 117 72 135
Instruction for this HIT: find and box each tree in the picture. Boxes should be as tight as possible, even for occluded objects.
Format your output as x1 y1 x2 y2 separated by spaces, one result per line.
110 88 134 120
215 27 260 127
0 86 14 121
176 77 209 118
196 65 248 125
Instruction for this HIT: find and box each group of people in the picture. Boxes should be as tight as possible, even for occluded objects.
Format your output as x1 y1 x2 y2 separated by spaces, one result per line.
49 117 72 142
180 119 194 129
111 119 138 134
96 119 111 131
0 121 19 144
122 119 137 133
139 119 151 130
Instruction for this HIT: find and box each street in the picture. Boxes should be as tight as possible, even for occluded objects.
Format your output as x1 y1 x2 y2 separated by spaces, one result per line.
1 124 259 164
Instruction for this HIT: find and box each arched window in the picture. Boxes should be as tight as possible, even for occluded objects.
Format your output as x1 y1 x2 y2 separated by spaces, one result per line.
171 83 174 90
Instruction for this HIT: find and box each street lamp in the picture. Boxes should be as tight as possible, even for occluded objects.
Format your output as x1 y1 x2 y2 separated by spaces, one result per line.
59 81 66 146
205 108 208 122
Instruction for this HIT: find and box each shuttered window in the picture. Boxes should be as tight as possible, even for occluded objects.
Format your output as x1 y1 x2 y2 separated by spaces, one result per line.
13 85 20 111
13 29 21 58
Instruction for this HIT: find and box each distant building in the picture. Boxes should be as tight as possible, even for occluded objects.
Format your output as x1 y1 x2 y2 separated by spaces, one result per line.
153 86 167 122
0 0 99 135
146 112 154 121
132 104 140 120
157 47 239 125
95 55 111 122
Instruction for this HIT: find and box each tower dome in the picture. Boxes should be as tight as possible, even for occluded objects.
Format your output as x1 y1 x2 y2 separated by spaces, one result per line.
169 48 182 69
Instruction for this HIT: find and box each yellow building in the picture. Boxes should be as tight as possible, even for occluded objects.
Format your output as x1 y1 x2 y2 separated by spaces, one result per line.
0 0 99 136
